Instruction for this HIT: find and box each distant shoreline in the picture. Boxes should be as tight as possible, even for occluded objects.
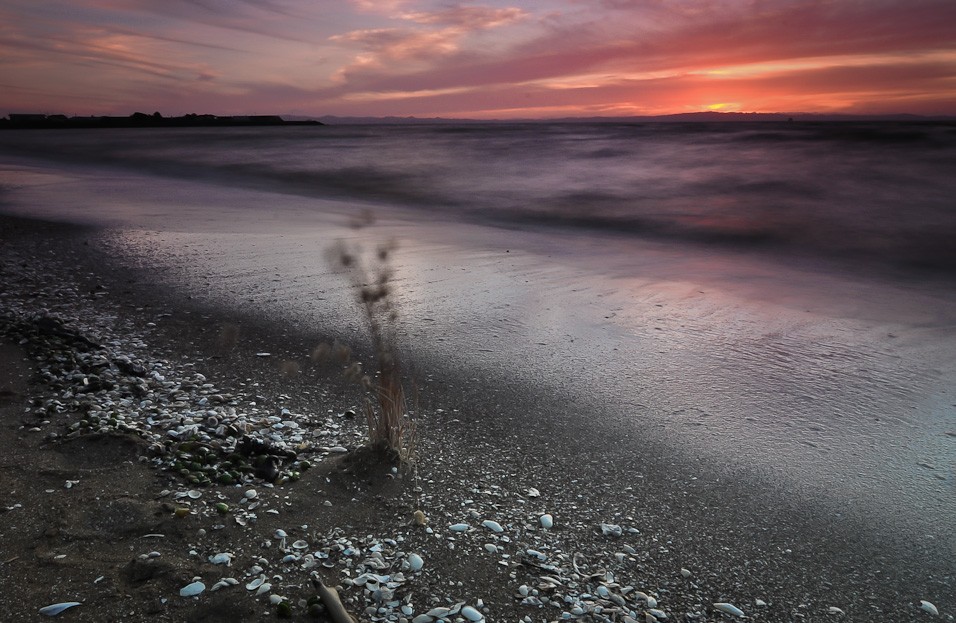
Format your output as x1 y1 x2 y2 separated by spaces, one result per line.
0 112 323 130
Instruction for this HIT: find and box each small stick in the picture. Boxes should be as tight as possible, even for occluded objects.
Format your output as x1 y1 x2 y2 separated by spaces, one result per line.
311 575 357 623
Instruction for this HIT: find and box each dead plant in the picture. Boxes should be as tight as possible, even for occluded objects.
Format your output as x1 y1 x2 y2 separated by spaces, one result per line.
321 230 415 463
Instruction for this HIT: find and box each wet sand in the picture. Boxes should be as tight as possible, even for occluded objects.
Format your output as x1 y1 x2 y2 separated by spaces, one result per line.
1 213 953 621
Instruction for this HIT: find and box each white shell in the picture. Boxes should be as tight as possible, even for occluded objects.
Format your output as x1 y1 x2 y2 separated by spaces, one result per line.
600 523 623 537
920 601 939 616
244 489 258 499
39 602 82 616
461 605 483 621
539 514 553 529
179 581 205 597
246 577 265 590
208 553 233 565
187 490 202 499
713 603 745 617
209 580 230 592
407 553 424 572
449 523 470 532
481 520 503 533
828 606 845 615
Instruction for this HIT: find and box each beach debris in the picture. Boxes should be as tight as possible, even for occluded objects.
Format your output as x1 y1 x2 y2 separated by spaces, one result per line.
461 605 484 621
180 581 206 597
526 487 541 497
449 523 470 532
828 606 846 615
312 576 357 623
539 514 553 529
714 602 745 617
920 600 939 616
38 602 81 617
481 519 504 533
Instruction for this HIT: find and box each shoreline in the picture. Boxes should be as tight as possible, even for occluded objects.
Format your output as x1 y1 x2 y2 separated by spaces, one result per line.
1 213 953 622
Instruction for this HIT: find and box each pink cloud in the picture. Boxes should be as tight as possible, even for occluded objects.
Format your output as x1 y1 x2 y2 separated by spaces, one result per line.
400 6 527 29
319 0 956 113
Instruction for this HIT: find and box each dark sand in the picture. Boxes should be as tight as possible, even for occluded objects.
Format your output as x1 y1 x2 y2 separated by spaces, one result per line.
0 214 952 622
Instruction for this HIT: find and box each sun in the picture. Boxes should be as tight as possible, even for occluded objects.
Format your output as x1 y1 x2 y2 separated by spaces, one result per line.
705 102 741 111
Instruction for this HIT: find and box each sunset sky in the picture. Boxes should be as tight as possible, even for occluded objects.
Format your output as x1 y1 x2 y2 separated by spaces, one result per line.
2 0 955 119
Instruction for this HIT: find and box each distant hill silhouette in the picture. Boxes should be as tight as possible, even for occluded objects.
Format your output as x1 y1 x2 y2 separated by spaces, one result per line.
0 112 323 129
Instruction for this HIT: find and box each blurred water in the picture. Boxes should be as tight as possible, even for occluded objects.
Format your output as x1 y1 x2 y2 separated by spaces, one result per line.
1 121 955 271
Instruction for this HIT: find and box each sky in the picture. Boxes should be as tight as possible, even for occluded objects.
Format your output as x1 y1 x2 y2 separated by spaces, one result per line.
1 0 955 119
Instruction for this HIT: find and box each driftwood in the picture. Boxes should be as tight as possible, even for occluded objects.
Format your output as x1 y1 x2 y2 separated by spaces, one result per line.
311 575 357 623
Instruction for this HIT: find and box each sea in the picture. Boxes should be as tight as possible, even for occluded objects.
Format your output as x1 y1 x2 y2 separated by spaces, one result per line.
1 121 954 545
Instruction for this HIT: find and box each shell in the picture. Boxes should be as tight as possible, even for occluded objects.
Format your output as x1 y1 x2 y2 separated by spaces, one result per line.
461 606 485 621
713 602 745 617
481 520 503 533
39 602 82 617
600 523 623 537
179 581 206 597
539 514 553 529
449 523 470 532
208 552 233 565
407 553 424 572
920 601 939 616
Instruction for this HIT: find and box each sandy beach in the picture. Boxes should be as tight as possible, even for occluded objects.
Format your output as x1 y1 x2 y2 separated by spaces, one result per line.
1 204 953 623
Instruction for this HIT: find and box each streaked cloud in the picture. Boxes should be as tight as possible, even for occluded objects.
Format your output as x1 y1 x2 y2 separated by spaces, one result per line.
1 0 954 117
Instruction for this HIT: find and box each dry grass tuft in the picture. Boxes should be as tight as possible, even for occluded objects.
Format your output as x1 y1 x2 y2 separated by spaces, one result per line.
322 230 415 463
